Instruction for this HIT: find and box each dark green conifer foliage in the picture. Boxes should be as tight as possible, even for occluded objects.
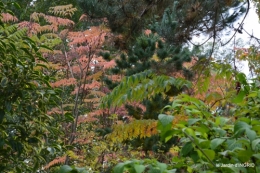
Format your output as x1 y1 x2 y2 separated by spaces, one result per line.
102 34 193 120
77 0 172 39
78 0 245 44
149 1 245 44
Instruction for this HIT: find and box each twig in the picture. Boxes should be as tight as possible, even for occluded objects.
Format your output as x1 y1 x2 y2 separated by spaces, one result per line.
221 0 250 46
183 131 217 168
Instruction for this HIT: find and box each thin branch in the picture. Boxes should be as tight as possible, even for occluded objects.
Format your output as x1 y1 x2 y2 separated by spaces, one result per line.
221 0 250 46
242 27 260 45
233 36 237 71
183 131 217 168
63 48 74 78
188 35 213 47
210 98 225 109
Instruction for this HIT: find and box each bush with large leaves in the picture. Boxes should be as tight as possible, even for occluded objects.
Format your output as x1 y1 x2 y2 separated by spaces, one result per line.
100 56 260 172
108 69 260 172
0 5 60 172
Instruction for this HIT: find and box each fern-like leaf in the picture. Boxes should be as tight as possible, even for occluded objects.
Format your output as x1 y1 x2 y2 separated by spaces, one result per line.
8 27 27 40
101 70 192 108
43 156 66 170
48 4 77 17
107 120 158 143
0 24 17 35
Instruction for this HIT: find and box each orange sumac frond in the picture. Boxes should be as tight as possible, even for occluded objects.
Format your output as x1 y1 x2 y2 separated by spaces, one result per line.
68 26 108 47
18 21 55 35
83 81 101 90
51 78 77 87
29 12 74 33
77 113 99 124
102 59 117 70
44 15 74 27
43 156 66 170
49 4 77 17
1 13 18 23
79 14 88 22
76 46 90 55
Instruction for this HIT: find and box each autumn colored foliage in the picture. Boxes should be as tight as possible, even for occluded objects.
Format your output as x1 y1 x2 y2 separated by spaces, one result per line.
2 1 260 173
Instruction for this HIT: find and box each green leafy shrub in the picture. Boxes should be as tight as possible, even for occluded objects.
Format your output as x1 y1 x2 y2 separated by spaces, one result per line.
0 4 61 172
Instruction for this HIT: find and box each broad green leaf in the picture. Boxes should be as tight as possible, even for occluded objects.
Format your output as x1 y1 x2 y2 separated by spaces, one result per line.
236 149 253 162
252 125 260 135
187 118 201 126
147 167 161 173
253 153 260 159
212 127 227 137
158 114 174 126
75 167 89 173
202 149 215 160
113 163 125 173
236 73 247 85
194 124 209 135
219 150 232 157
134 164 145 173
181 142 193 156
210 138 225 150
183 128 195 137
156 162 167 171
215 117 230 127
227 139 242 150
252 120 260 125
234 121 251 133
198 139 210 149
158 124 174 142
189 150 199 163
247 91 258 98
59 165 73 173
164 130 175 142
233 128 245 138
252 139 260 151
238 117 250 124
246 129 256 141
232 90 246 103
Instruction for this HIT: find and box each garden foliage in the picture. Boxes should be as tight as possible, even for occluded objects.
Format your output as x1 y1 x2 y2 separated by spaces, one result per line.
1 0 260 173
